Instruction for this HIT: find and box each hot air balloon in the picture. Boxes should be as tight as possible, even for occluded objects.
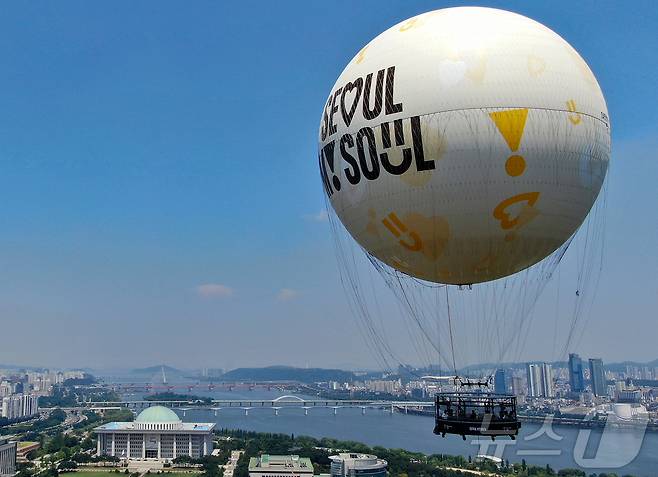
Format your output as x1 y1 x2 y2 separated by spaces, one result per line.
320 7 610 439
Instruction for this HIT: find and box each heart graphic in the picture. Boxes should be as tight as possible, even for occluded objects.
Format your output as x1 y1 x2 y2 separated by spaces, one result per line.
340 78 363 127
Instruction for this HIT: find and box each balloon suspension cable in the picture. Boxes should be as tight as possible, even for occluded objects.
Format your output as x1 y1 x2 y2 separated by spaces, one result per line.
445 286 457 375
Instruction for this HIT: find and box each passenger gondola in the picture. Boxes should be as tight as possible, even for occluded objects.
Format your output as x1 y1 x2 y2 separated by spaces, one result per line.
433 392 520 440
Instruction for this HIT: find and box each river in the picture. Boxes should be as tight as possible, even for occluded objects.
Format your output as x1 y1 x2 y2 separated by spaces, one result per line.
108 384 657 477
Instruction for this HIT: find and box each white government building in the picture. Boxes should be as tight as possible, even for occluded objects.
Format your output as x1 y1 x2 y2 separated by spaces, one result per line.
94 406 214 461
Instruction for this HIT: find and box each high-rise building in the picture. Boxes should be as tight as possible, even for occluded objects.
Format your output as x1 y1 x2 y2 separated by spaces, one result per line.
526 364 542 397
329 453 388 477
494 369 507 394
0 382 15 399
568 353 585 393
589 358 606 397
0 394 39 420
511 376 524 396
526 363 553 398
541 363 554 398
0 437 16 477
248 455 314 477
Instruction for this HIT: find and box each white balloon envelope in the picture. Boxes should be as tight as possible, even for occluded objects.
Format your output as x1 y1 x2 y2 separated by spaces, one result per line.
319 7 610 285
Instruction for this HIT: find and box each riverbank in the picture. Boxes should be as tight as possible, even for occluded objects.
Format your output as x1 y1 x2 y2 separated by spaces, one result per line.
174 393 656 477
212 428 588 477
396 405 658 431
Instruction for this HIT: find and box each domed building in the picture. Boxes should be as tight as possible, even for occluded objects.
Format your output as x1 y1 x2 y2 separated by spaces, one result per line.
94 405 214 461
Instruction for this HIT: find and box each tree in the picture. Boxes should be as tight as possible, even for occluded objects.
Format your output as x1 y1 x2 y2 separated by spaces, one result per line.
58 461 78 471
558 469 585 477
16 462 35 477
199 456 224 477
43 466 59 477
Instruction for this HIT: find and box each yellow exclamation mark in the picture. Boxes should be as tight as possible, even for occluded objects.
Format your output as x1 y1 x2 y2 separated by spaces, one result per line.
488 108 529 177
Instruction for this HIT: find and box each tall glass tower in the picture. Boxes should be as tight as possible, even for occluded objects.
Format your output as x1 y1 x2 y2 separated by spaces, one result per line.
568 353 585 393
589 358 606 397
494 369 507 394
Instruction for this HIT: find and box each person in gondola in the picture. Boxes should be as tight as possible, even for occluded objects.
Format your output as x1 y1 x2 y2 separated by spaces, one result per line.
434 392 521 439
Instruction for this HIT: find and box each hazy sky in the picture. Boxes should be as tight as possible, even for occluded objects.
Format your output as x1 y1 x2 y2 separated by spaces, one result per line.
0 1 655 371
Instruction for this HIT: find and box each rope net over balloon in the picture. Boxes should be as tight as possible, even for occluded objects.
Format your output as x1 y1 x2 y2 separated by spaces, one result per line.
318 7 611 389
322 108 608 381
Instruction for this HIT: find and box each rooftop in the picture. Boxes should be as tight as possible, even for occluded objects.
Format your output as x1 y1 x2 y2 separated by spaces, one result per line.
135 406 181 423
329 453 387 470
248 455 314 473
95 421 215 432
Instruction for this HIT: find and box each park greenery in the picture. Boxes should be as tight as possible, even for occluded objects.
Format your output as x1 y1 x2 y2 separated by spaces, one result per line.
39 380 121 408
7 406 638 477
0 409 67 435
0 415 38 430
207 429 632 477
12 407 134 477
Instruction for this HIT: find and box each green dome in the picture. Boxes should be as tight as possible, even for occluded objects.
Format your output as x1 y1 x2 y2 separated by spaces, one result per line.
135 406 181 423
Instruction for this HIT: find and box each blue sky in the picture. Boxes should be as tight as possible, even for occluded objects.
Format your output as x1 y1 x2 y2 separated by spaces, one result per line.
0 1 655 369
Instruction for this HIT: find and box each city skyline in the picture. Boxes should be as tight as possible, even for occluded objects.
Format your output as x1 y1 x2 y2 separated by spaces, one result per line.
3 353 658 375
0 1 656 370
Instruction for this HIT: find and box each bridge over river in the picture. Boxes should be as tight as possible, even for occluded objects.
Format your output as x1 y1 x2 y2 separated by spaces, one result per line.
71 395 435 416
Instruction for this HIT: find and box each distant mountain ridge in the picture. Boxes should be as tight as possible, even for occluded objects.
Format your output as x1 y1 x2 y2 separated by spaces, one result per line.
602 359 658 372
219 366 356 383
217 359 658 382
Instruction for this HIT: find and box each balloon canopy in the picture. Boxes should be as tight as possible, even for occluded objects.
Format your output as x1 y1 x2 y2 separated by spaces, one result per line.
319 7 610 285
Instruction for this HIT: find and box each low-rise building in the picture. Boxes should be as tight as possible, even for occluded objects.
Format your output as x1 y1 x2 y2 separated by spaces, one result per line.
0 437 16 477
329 453 387 477
248 454 314 477
617 388 642 403
16 442 40 462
